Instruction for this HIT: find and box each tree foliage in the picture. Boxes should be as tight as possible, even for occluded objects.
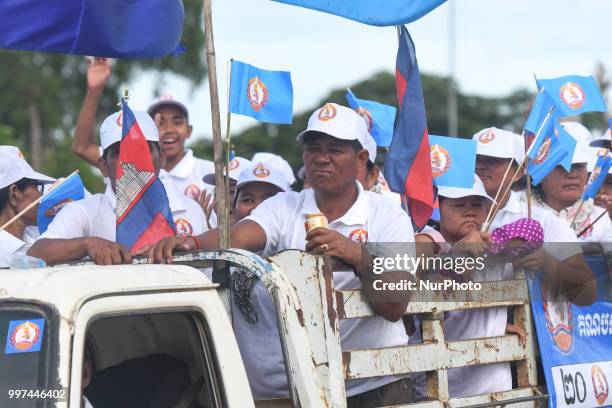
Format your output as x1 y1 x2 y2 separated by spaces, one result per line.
0 0 205 192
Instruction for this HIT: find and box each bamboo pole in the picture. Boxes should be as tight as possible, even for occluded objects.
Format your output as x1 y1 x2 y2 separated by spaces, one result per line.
577 209 609 238
203 0 229 249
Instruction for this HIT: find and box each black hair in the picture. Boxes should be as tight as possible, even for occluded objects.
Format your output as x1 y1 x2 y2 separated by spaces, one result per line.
366 160 376 172
0 178 40 211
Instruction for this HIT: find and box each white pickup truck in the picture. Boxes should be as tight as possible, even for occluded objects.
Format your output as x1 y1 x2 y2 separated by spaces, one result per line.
0 249 545 408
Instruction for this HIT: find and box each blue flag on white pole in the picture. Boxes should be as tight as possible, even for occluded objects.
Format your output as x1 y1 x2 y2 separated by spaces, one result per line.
270 0 446 26
528 122 577 185
346 89 396 147
229 60 293 125
37 172 85 234
428 135 476 188
537 75 607 117
582 150 612 200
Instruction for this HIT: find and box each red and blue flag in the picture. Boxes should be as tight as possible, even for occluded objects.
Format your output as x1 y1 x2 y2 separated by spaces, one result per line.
116 99 176 252
383 26 435 228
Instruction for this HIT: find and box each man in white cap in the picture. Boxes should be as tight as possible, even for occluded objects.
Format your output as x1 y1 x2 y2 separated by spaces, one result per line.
0 150 55 267
472 127 594 305
28 110 207 265
251 152 296 187
145 103 415 405
148 94 214 202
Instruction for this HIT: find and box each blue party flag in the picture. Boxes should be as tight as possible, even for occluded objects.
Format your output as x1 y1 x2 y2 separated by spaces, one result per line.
428 135 476 188
528 122 577 185
37 172 85 234
0 0 184 58
345 89 396 147
524 92 557 135
582 150 612 200
537 75 607 117
229 60 293 125
270 0 446 26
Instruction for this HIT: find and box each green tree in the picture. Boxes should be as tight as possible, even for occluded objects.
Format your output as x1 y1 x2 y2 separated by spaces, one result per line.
0 0 206 192
192 71 535 173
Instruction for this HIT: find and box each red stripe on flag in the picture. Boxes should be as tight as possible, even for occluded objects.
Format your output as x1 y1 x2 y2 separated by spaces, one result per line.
404 130 434 228
131 212 175 253
395 68 407 107
116 177 155 225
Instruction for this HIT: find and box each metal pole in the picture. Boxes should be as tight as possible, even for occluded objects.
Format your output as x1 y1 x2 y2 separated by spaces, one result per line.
447 1 458 136
203 0 230 249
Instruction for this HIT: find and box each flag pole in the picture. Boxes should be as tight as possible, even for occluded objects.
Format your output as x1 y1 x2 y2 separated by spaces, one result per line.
225 59 234 231
0 170 79 231
203 0 230 249
577 209 609 237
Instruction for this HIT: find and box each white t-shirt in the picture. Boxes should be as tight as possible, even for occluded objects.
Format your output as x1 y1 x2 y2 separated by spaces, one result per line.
242 181 414 398
0 230 26 268
159 149 214 202
39 183 206 243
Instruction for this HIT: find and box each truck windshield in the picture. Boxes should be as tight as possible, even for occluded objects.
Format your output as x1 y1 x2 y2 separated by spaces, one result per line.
0 306 55 408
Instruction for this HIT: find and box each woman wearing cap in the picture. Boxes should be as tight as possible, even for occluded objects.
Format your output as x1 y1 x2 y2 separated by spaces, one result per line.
0 150 54 266
524 127 612 246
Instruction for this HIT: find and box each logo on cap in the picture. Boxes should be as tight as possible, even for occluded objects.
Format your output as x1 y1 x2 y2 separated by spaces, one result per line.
355 107 373 132
229 158 240 170
478 129 496 144
430 145 451 178
318 103 337 122
533 137 552 164
175 218 193 236
115 112 123 128
247 77 269 112
253 163 271 178
560 82 586 110
542 284 573 353
348 228 368 243
592 364 609 405
10 321 41 351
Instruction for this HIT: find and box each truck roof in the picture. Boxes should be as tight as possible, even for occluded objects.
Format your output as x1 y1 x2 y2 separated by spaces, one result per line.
0 264 217 317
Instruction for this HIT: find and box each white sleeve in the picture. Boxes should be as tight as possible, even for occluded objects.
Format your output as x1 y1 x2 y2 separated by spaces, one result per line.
541 211 581 260
38 203 91 240
245 194 287 255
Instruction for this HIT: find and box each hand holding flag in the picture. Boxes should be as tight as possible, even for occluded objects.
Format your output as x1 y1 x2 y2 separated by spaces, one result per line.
37 171 85 234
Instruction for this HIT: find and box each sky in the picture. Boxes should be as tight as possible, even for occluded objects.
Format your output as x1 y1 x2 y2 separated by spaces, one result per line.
127 0 612 141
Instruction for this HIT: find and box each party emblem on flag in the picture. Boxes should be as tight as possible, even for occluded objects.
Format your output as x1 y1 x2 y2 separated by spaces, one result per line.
9 321 41 351
542 285 573 353
247 77 269 112
44 199 75 217
533 138 552 164
478 129 496 144
430 144 451 178
591 365 609 405
318 103 337 121
355 107 374 132
253 163 271 178
348 228 368 243
560 82 586 110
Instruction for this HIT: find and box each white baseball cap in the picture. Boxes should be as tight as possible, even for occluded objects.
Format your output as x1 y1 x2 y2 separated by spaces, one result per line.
561 121 594 145
251 152 296 185
202 156 251 185
100 110 159 151
147 93 189 119
0 146 24 159
437 174 494 202
296 103 369 150
472 127 525 163
362 132 377 163
236 162 291 194
0 151 55 190
589 129 611 149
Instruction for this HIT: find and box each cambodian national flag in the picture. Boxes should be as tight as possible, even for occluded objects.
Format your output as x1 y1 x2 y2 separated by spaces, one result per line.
346 89 396 147
116 99 176 252
37 171 85 234
383 26 435 228
270 0 446 26
229 60 293 124
536 75 607 117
